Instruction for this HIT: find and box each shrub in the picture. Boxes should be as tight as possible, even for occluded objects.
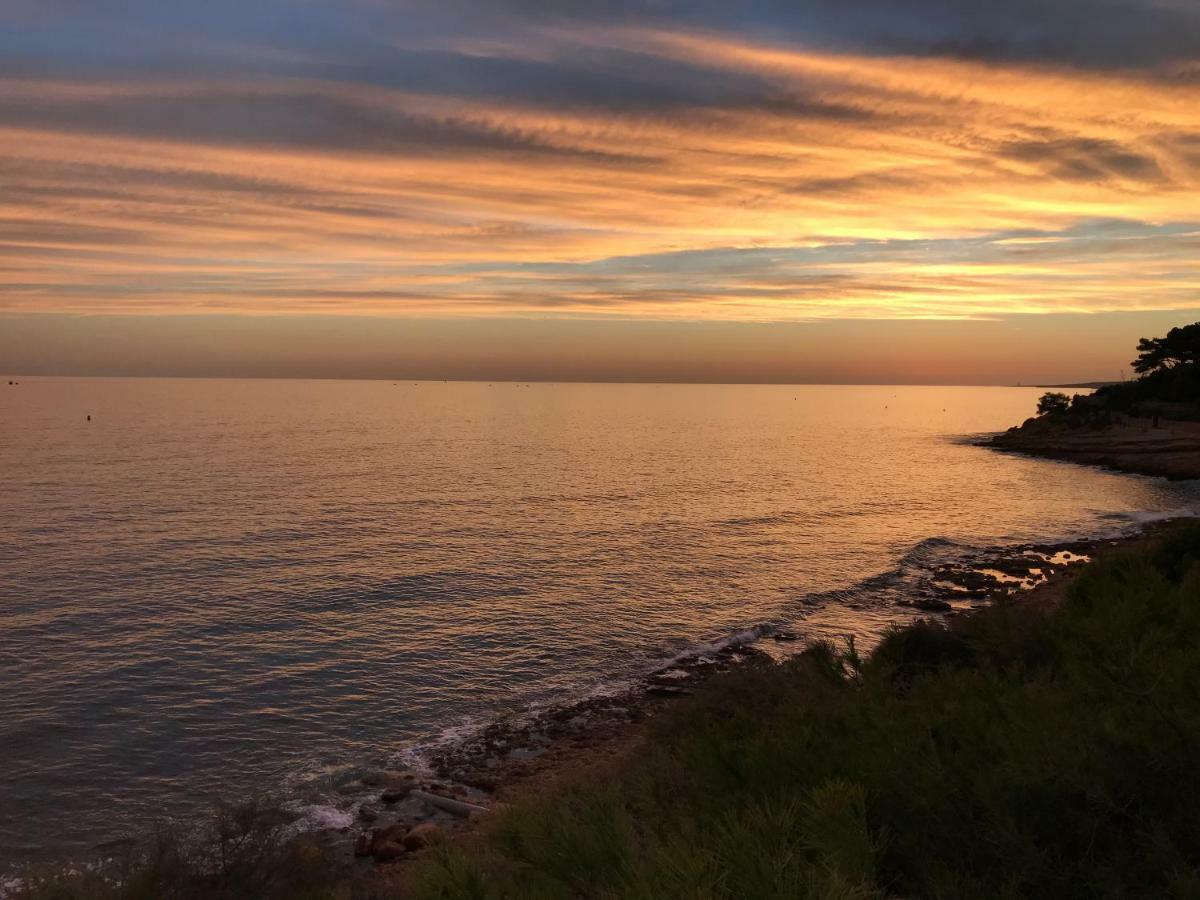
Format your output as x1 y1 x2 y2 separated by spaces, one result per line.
1036 391 1071 416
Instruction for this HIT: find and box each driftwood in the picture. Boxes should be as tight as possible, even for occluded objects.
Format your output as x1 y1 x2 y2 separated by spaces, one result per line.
410 789 489 818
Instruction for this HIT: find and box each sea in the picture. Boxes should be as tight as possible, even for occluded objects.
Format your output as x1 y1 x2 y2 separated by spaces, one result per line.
2 378 1196 868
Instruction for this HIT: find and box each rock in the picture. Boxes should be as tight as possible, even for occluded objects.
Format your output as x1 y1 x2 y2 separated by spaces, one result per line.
402 822 442 851
773 631 799 642
462 774 497 792
372 840 407 863
358 804 380 823
381 786 411 804
353 833 372 858
369 823 405 854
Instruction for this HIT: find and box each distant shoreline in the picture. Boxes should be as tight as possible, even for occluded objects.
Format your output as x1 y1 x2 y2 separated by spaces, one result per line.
1029 381 1118 389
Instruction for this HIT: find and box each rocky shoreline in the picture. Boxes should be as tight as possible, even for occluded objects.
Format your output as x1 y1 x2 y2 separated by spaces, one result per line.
301 527 1149 883
986 415 1200 480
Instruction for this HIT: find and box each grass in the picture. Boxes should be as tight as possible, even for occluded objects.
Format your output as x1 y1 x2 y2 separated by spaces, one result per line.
15 523 1200 899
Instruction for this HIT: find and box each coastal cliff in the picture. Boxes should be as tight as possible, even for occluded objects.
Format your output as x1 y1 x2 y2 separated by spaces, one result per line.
988 415 1200 480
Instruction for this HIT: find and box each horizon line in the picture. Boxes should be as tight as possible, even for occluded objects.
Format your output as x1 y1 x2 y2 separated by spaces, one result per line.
3 373 1113 389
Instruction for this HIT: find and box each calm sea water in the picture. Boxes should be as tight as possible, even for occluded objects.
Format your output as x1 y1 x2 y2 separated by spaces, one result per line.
1 378 1197 865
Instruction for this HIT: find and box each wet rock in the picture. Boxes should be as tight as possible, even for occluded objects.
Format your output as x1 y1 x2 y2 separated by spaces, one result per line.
358 804 380 823
989 558 1041 577
773 631 799 642
402 822 442 851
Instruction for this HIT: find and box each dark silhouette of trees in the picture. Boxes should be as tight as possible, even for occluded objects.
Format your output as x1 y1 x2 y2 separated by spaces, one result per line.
1037 392 1071 416
1023 322 1200 425
1132 322 1200 374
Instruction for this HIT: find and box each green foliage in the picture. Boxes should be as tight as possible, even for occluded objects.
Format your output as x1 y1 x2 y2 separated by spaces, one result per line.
412 523 1200 900
1036 391 1072 416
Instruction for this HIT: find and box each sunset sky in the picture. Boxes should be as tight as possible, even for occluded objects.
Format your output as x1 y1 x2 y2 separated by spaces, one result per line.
2 0 1199 382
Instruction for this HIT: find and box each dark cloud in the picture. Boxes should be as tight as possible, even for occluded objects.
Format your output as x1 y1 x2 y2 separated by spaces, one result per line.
999 137 1166 183
0 87 655 162
2 0 1196 94
317 48 877 120
418 0 1200 70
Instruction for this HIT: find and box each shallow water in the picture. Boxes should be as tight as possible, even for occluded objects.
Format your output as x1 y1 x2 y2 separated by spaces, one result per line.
1 379 1196 865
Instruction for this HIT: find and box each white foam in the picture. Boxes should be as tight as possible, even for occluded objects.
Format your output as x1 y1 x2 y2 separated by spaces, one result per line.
660 622 776 669
1123 508 1195 525
283 802 355 836
389 717 488 774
